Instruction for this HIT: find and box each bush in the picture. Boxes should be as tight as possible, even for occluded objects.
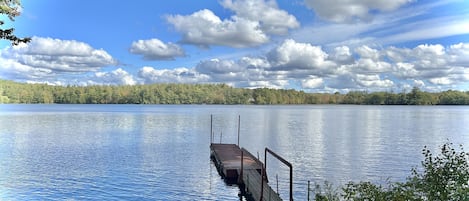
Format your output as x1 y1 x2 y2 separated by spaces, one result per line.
410 143 469 200
313 142 469 200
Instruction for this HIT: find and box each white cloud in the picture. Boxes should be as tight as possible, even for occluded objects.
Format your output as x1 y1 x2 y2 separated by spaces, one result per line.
447 43 469 66
238 57 271 69
355 74 394 88
351 58 392 73
385 43 469 88
331 46 354 65
292 0 467 50
129 39 185 60
220 0 299 35
92 68 137 85
267 39 334 72
189 39 469 92
195 58 244 74
2 37 116 72
0 56 53 80
355 45 381 60
301 76 324 89
4 35 469 92
0 36 116 82
138 66 209 84
429 77 453 85
413 80 425 87
393 62 418 79
380 15 469 45
304 0 414 23
166 0 299 48
241 80 289 89
166 9 268 48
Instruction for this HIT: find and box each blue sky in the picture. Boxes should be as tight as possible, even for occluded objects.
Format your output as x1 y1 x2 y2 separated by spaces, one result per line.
1 0 469 92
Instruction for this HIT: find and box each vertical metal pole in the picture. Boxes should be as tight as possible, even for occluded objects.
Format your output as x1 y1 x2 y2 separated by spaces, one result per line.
261 148 267 201
237 115 240 146
290 166 293 201
210 114 213 144
307 180 310 201
265 148 294 201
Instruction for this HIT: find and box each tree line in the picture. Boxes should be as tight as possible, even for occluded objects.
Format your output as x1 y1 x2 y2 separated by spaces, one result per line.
1 79 469 105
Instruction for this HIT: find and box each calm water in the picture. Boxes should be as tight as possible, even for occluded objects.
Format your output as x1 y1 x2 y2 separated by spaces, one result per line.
1 104 469 200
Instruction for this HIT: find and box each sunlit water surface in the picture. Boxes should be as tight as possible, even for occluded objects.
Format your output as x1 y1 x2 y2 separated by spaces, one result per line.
1 104 468 200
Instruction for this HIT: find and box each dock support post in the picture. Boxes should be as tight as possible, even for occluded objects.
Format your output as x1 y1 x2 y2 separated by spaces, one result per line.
276 174 279 194
237 115 240 146
239 150 244 184
210 114 213 144
238 150 246 196
260 164 265 201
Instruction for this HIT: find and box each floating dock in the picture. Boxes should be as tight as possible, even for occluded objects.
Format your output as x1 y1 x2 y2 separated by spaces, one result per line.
210 143 283 201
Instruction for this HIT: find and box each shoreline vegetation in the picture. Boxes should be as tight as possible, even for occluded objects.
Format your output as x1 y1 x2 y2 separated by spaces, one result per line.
1 79 469 105
313 142 469 201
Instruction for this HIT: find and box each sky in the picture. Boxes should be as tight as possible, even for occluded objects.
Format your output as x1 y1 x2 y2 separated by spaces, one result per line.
1 0 469 92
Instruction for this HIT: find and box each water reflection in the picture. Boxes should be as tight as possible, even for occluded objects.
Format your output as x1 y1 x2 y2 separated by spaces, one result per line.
1 105 469 200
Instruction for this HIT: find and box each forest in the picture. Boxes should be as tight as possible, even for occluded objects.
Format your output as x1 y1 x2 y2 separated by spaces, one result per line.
1 79 469 105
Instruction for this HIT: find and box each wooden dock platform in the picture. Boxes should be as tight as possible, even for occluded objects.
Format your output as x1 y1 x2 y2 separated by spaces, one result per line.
210 143 283 201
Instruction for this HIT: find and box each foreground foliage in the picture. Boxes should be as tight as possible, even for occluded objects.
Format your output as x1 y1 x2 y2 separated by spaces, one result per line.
313 142 469 200
1 79 469 104
0 0 31 45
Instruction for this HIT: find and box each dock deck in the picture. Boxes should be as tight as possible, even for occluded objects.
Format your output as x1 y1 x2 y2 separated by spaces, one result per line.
210 143 282 201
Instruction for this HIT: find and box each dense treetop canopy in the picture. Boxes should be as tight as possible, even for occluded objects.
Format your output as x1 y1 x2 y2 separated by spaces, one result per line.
1 80 469 105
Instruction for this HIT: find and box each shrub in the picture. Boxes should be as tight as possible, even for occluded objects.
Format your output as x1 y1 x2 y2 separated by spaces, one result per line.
313 142 469 200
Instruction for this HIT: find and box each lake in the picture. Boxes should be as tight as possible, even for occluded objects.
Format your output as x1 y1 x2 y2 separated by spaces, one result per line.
1 104 468 200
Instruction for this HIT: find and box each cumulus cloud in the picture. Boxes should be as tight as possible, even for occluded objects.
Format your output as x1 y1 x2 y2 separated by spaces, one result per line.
1 37 116 72
130 39 185 60
195 59 244 74
355 74 394 88
267 39 334 72
4 36 468 92
448 43 469 65
91 68 137 85
166 9 268 48
385 43 469 86
331 46 354 65
304 0 414 23
0 36 116 83
183 39 469 92
138 66 209 84
0 56 54 80
240 80 290 89
220 0 299 35
301 76 324 89
195 58 251 82
166 0 298 48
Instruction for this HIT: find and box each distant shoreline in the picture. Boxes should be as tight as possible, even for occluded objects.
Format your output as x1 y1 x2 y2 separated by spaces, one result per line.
1 79 469 105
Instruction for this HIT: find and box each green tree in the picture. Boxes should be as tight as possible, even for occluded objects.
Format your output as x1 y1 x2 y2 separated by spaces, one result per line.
342 91 367 104
365 92 386 105
438 90 469 105
0 0 30 45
